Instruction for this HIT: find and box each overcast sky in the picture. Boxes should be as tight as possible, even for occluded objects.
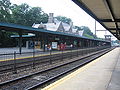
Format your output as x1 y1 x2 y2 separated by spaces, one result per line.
10 0 116 40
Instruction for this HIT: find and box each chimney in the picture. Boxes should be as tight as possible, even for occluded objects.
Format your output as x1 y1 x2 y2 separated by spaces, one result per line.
48 13 54 23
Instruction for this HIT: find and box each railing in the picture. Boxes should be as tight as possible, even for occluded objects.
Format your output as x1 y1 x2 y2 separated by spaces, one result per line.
0 46 111 75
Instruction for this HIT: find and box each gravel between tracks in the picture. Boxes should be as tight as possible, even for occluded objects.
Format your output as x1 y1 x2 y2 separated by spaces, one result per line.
0 48 113 90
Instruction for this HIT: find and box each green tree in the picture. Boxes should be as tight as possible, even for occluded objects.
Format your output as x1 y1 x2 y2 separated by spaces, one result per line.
55 16 97 39
74 26 82 30
10 4 48 26
80 26 97 39
55 16 72 24
10 3 31 26
0 1 49 47
0 0 11 22
0 31 16 47
26 7 48 25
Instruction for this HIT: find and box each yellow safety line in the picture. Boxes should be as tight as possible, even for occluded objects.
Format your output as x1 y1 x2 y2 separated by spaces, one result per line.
42 49 112 90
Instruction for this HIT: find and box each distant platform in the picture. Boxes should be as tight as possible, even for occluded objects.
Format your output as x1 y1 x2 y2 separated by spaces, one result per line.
0 47 43 61
0 47 42 54
43 47 120 90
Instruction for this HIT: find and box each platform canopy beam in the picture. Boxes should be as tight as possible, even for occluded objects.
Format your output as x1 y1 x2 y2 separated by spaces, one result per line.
72 0 120 40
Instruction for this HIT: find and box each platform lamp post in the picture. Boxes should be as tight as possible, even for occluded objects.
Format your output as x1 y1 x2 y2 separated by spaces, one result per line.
49 46 52 64
32 48 35 69
70 44 73 59
81 39 84 55
32 38 35 69
13 51 17 74
60 43 64 61
32 37 35 53
61 48 63 61
77 44 79 57
19 32 22 54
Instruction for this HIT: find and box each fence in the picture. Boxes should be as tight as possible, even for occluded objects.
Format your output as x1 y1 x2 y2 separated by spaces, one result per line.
0 46 111 74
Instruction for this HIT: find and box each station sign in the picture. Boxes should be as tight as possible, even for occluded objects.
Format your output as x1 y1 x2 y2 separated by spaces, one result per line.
52 42 58 49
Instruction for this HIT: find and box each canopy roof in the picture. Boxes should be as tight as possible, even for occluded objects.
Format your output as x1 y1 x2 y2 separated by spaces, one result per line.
72 0 120 40
0 22 108 42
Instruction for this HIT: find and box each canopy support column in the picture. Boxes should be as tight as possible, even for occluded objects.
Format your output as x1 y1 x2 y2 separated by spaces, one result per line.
19 32 22 54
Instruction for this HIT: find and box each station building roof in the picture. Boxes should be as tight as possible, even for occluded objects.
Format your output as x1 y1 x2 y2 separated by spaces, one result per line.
0 22 109 42
72 0 120 40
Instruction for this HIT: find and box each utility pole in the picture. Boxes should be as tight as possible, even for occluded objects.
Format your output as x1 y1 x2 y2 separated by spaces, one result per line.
95 20 96 36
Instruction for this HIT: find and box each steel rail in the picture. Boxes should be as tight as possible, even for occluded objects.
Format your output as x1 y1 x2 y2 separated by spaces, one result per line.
0 47 114 89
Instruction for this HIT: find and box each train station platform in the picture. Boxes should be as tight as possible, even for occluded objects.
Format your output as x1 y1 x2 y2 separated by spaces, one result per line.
42 47 120 90
0 47 42 54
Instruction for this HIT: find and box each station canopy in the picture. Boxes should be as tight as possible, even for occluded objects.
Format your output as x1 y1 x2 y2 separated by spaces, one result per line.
72 0 120 40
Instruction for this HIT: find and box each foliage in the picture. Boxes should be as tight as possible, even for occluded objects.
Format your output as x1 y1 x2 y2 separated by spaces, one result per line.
0 31 16 47
74 26 97 39
112 40 119 44
0 0 98 47
55 16 97 39
0 0 11 22
0 0 48 47
10 4 48 26
80 26 97 39
74 26 82 31
83 34 94 39
0 0 48 25
55 16 72 24
26 7 48 25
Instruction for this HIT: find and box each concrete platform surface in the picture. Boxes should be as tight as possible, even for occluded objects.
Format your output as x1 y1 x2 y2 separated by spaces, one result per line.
0 47 42 54
42 47 120 90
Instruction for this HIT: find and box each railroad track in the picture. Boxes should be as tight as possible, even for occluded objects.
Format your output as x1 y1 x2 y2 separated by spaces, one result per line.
0 47 114 90
0 47 96 74
0 47 108 75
